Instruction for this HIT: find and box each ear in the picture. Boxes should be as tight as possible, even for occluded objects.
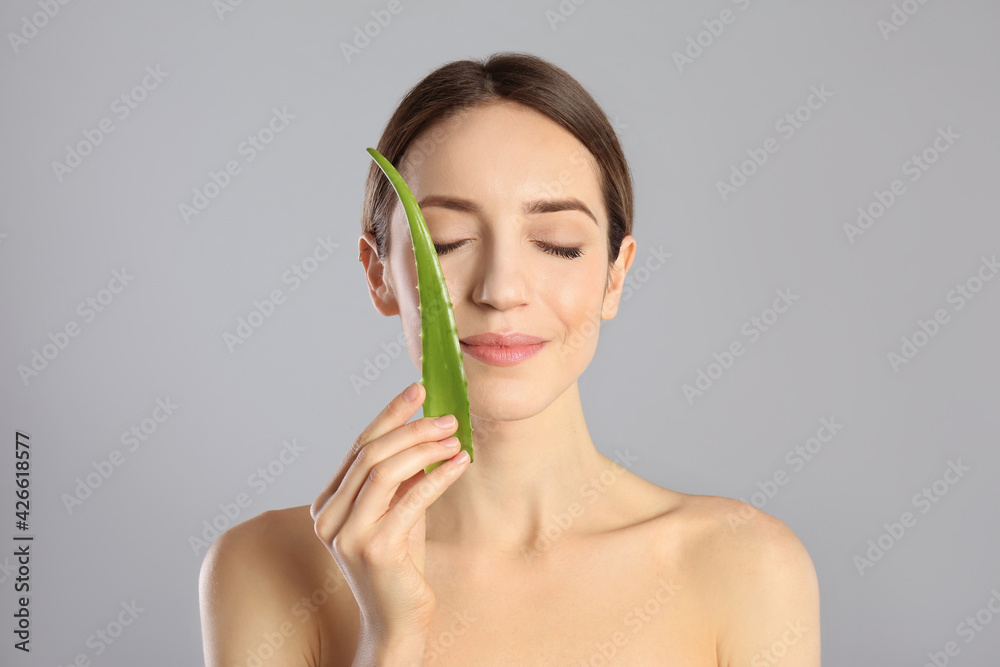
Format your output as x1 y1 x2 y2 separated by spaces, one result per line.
601 235 636 321
359 232 399 317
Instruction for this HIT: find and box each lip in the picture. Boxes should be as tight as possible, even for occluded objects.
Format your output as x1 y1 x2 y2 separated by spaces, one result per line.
459 331 547 367
460 332 546 347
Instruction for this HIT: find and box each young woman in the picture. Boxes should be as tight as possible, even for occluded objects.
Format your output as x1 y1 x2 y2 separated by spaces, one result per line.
200 52 821 666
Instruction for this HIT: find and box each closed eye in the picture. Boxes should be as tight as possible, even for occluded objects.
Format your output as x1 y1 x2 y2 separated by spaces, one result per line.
433 240 584 259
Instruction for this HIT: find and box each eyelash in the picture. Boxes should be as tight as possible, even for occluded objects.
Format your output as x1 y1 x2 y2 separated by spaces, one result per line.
433 240 584 259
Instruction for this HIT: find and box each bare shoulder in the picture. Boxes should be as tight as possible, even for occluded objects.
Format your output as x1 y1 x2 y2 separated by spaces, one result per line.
658 493 812 555
199 505 332 667
651 493 821 666
202 504 323 584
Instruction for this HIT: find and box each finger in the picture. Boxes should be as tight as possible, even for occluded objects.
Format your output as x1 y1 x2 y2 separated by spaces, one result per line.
356 381 427 453
324 412 457 526
386 450 470 537
349 436 462 528
313 415 459 545
311 381 425 522
390 469 426 511
314 391 458 543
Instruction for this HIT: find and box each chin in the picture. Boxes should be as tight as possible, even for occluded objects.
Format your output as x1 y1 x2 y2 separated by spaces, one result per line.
467 382 533 418
466 373 571 425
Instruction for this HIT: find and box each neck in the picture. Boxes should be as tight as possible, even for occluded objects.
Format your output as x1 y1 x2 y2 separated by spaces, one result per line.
424 381 624 559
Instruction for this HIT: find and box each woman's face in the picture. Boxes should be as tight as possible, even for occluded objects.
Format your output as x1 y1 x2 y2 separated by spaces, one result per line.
369 101 635 421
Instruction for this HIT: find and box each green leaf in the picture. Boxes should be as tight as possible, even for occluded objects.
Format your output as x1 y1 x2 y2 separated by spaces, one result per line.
366 147 474 472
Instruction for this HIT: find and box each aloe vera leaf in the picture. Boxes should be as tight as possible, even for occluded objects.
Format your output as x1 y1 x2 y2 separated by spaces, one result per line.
366 147 474 472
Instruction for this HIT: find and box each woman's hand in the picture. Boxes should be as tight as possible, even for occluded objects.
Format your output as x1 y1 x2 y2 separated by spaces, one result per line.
311 381 471 662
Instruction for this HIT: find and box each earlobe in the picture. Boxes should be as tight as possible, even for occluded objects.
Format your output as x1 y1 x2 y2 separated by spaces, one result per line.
359 235 399 317
601 235 637 320
601 269 622 320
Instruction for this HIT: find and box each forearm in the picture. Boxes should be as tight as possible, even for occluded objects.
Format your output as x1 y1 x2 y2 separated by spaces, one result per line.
352 625 428 667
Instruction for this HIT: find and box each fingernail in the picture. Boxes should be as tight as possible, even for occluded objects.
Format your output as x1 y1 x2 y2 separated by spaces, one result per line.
403 382 420 402
441 436 459 447
434 415 456 428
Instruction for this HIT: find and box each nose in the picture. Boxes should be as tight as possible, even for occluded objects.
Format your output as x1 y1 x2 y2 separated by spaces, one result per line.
470 235 531 311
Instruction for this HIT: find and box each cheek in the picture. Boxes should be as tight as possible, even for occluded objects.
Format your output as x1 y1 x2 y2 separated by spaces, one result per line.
389 251 424 360
548 268 606 335
393 250 468 367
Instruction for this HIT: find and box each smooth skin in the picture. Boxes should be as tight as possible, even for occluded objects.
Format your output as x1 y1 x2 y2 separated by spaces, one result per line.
199 100 821 666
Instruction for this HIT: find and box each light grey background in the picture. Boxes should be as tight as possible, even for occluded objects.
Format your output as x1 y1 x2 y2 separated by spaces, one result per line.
1 0 998 664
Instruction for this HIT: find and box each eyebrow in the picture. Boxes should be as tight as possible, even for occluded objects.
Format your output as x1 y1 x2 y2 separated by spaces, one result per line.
417 195 599 226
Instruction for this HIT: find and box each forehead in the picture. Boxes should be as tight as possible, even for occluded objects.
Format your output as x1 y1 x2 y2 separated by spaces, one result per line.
397 101 605 221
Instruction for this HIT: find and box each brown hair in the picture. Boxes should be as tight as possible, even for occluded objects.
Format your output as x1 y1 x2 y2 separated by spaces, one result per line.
361 51 634 267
